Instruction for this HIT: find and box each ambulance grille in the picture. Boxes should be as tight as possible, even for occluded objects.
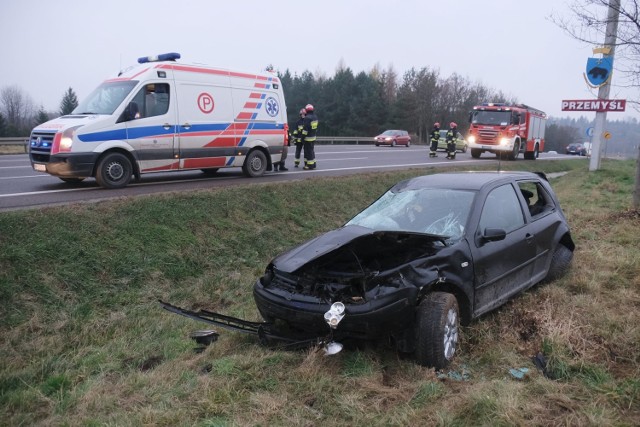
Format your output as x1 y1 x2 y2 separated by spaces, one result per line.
29 131 55 162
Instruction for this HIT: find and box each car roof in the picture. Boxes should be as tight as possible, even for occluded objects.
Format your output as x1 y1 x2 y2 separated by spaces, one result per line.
396 171 545 192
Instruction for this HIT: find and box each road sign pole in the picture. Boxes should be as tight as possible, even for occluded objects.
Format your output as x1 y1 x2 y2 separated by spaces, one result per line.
590 0 620 171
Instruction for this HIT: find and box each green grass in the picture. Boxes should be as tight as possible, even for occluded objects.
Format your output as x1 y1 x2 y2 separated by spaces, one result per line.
1 158 639 425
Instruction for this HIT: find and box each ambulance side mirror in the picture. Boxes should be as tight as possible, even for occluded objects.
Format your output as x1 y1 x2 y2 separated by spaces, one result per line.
117 102 140 123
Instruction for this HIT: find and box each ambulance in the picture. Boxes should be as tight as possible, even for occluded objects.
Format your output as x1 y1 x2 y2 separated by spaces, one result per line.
29 53 288 188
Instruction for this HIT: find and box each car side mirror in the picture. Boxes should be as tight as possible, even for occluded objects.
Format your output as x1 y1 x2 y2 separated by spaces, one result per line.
477 227 507 246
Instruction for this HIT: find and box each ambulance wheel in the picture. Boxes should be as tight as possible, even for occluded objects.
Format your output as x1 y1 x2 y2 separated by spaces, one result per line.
59 177 85 184
242 150 267 177
95 152 133 189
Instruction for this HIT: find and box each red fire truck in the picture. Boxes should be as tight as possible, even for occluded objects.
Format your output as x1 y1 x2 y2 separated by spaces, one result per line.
466 103 547 160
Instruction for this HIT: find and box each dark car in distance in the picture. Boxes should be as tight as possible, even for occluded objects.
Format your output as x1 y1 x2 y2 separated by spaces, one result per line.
253 171 574 368
374 130 411 147
566 143 587 156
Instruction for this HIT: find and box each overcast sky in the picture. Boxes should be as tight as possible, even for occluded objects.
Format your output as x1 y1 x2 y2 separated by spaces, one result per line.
1 0 638 122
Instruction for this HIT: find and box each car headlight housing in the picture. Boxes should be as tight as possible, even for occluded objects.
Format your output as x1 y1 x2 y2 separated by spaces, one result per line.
324 302 345 329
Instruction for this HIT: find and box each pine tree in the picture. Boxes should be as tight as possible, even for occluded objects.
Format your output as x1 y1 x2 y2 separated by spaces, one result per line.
0 113 7 137
35 106 49 126
59 87 79 115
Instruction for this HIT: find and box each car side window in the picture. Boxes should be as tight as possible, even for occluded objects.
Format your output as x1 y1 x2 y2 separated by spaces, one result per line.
479 184 525 233
517 181 555 218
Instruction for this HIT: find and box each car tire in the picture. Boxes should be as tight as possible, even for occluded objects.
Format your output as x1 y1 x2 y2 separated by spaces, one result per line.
391 140 397 147
415 292 459 369
471 149 481 159
95 152 133 189
242 150 267 177
545 244 573 283
406 140 411 147
462 144 468 153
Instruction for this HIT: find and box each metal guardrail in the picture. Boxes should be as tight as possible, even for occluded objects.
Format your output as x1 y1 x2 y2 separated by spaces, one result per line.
316 136 375 145
0 135 380 152
0 137 29 153
0 137 28 146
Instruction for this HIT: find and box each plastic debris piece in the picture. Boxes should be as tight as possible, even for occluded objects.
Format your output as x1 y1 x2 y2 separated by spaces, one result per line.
509 367 530 380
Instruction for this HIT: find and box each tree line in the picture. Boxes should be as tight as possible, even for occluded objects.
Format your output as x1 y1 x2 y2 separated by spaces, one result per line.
3 65 638 155
0 86 77 137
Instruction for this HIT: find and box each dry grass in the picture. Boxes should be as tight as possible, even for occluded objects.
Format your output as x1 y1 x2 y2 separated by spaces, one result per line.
1 159 639 425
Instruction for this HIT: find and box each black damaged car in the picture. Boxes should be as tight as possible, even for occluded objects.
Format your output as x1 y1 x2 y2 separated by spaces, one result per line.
162 171 574 369
252 171 574 368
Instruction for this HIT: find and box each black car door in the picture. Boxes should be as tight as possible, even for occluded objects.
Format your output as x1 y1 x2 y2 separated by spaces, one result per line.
472 183 537 316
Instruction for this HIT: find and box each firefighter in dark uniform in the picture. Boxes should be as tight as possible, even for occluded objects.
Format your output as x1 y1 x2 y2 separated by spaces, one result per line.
292 108 306 168
446 122 458 160
302 104 318 170
429 122 440 158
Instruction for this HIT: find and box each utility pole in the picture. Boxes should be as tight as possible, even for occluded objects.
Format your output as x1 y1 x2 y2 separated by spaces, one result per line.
590 0 620 171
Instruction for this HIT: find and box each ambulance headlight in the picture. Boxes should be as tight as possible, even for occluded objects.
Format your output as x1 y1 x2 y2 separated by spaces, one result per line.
467 135 476 144
324 302 345 329
52 125 81 154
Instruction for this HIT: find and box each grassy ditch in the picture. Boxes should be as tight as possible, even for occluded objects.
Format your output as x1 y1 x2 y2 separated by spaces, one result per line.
1 159 638 425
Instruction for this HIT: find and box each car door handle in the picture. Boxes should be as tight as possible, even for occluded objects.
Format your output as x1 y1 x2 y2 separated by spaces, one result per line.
525 233 534 244
163 123 172 130
182 123 191 130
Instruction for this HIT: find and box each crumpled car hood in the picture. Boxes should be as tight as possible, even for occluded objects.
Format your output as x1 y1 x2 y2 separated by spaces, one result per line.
272 224 446 275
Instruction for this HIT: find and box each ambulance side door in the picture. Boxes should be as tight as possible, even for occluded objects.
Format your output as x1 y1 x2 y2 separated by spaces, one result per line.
124 82 178 173
175 79 236 171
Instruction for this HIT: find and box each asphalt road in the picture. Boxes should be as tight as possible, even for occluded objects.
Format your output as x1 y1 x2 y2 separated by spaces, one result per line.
0 146 575 212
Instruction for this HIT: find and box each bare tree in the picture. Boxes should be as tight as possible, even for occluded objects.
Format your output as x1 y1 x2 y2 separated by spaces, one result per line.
551 0 639 112
553 0 640 210
0 85 35 136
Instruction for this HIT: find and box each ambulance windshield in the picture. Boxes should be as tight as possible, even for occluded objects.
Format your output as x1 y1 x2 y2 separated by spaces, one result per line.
72 81 138 115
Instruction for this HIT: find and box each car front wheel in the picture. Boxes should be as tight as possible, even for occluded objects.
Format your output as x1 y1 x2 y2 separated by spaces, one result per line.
415 292 459 369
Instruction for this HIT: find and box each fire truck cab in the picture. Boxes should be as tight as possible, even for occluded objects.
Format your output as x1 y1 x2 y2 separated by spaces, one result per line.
466 103 547 160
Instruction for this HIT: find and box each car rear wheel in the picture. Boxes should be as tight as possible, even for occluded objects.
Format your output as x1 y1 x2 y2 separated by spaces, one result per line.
545 244 573 282
242 150 267 177
415 292 459 369
95 152 133 189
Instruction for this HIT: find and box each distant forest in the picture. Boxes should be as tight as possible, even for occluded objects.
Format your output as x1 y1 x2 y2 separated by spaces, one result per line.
278 65 640 158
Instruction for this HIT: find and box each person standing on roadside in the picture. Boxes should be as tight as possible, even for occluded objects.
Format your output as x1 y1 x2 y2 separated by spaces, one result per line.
446 122 458 160
429 122 441 158
302 104 318 170
292 108 306 168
